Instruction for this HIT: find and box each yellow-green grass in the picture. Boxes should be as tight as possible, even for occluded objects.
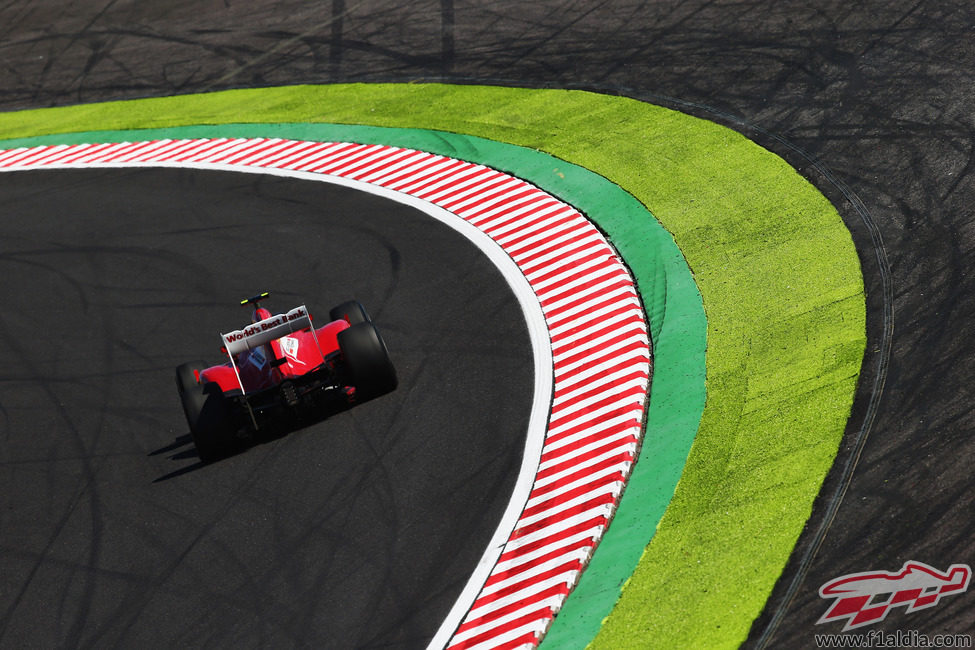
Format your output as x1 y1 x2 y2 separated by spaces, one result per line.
0 83 865 647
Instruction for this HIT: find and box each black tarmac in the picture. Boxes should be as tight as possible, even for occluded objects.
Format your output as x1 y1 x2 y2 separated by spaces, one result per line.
0 167 532 647
1 1 974 648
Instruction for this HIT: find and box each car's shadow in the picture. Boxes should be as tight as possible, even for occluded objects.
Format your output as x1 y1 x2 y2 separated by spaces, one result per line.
147 434 202 482
149 397 358 483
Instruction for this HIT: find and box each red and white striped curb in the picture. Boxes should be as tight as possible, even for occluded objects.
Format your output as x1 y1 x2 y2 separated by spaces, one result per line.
0 138 651 649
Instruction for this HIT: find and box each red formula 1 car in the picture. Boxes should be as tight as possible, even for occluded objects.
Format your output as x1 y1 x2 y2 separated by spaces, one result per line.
176 293 397 463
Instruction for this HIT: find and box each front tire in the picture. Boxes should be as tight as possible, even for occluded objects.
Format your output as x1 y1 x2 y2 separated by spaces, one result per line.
176 361 206 395
337 322 397 399
329 300 371 326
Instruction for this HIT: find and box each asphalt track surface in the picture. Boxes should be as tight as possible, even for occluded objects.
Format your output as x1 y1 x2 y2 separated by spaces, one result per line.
1 1 974 648
0 167 533 647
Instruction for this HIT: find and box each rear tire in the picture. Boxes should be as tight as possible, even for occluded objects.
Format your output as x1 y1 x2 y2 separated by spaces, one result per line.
338 322 397 398
329 300 371 326
180 382 235 463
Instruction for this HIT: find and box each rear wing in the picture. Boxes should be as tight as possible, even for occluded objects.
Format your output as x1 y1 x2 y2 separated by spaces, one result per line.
221 305 323 394
222 305 313 355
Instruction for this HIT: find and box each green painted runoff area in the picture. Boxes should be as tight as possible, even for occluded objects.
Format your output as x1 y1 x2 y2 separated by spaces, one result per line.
0 84 865 648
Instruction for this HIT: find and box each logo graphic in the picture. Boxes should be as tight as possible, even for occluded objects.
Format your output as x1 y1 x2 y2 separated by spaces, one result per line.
817 560 970 631
279 336 305 365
